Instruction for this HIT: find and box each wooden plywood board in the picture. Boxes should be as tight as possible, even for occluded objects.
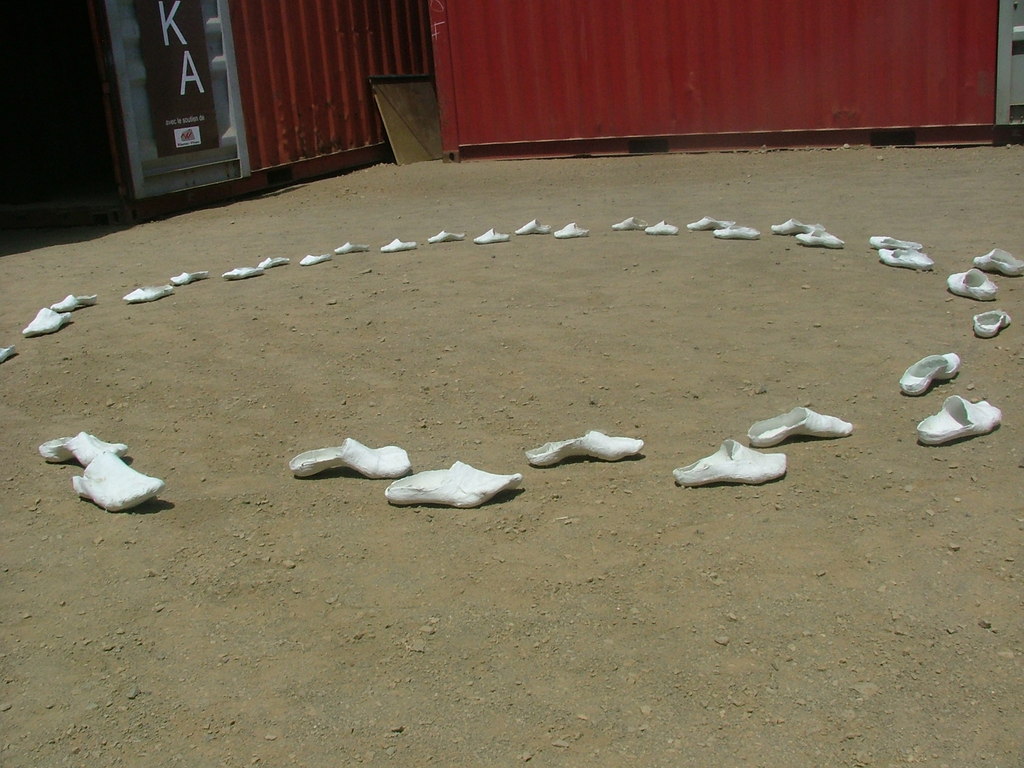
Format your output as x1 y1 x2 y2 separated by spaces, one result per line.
371 80 442 165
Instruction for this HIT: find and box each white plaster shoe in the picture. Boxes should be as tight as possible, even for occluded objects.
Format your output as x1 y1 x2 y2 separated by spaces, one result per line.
381 239 417 253
385 461 523 508
795 231 845 249
169 271 209 285
39 431 129 466
334 242 370 254
899 353 960 396
687 216 735 231
473 228 511 245
973 248 1024 277
124 285 174 303
973 309 1012 338
878 248 934 270
257 257 290 270
644 221 679 236
612 216 649 231
713 224 760 240
23 308 71 337
299 253 333 266
947 269 997 300
673 439 786 486
525 430 644 467
428 230 466 243
222 267 264 280
0 345 15 364
72 451 165 512
869 235 923 251
514 219 552 235
553 222 589 239
50 294 97 312
771 219 822 236
916 395 1001 445
289 438 412 479
747 407 853 447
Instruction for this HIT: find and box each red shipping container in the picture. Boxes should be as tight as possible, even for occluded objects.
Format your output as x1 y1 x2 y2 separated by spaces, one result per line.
429 0 999 160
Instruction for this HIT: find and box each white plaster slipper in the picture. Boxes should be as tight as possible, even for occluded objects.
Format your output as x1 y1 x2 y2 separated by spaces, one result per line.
916 395 1001 445
334 242 371 255
473 228 510 245
289 438 412 479
878 248 934 270
973 310 1012 338
384 461 523 508
123 285 174 303
612 216 649 231
747 407 853 447
514 219 552 235
525 430 644 467
380 238 417 253
795 231 845 249
553 222 589 239
22 308 71 337
50 294 97 312
257 257 290 270
71 451 164 512
169 271 209 286
40 431 129 465
0 345 15 363
299 253 333 266
644 221 679 236
713 224 760 240
899 353 961 396
427 230 466 243
222 267 265 280
687 216 735 231
673 439 786 486
770 218 822 236
869 235 923 251
947 268 997 300
973 248 1024 277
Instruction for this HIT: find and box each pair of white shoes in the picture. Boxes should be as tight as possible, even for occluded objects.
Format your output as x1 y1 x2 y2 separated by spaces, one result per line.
673 408 852 486
687 216 760 240
39 432 165 511
22 294 98 337
610 217 679 236
290 437 517 508
897 354 1002 443
771 219 845 248
869 236 927 267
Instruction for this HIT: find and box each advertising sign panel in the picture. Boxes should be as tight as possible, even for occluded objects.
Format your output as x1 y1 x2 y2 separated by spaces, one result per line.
134 0 220 156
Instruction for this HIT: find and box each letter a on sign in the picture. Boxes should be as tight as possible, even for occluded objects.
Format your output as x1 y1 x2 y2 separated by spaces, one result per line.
180 50 206 95
135 0 219 156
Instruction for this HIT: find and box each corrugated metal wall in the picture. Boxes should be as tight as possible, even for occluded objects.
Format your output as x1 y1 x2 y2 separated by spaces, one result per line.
430 0 999 159
230 0 433 171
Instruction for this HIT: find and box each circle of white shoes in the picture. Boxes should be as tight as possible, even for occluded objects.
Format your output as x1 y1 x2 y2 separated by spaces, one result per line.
22 218 1016 509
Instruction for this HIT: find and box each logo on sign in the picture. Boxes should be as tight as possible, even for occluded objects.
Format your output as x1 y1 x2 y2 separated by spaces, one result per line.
174 125 202 148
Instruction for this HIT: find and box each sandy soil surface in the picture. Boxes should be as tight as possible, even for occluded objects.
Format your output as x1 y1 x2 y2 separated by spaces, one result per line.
1 146 1022 767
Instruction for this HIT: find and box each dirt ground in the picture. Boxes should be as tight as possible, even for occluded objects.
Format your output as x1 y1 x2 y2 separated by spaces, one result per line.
1 146 1022 767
